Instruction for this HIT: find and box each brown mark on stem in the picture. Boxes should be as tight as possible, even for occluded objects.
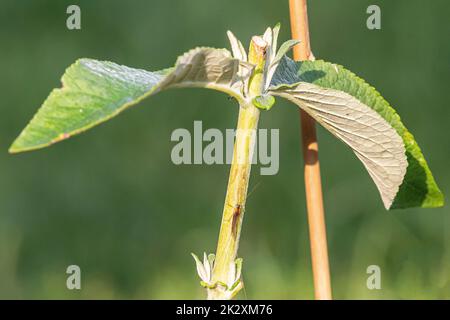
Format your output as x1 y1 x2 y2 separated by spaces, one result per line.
231 204 242 238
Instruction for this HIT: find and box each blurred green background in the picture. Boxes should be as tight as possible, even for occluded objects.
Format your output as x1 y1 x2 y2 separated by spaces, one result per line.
0 0 448 299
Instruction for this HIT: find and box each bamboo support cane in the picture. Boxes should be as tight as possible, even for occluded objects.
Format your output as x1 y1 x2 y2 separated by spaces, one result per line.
288 0 332 300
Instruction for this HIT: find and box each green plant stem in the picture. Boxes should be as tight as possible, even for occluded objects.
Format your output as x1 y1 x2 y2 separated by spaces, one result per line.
208 36 267 300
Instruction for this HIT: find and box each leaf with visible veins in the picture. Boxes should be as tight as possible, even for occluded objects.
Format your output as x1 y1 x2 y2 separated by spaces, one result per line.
9 47 249 153
269 56 444 209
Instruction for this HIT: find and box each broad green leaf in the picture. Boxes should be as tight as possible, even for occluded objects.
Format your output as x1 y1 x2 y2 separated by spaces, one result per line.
10 47 249 153
271 82 407 209
270 56 444 209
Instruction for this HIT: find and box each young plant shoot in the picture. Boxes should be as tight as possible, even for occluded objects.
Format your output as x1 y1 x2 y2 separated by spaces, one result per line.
9 25 444 300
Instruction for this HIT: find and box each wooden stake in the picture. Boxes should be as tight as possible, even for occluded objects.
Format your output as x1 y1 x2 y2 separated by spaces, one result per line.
288 0 332 300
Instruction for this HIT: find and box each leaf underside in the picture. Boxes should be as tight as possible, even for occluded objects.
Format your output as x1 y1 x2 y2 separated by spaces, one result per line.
271 82 408 209
270 57 444 209
9 47 245 153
